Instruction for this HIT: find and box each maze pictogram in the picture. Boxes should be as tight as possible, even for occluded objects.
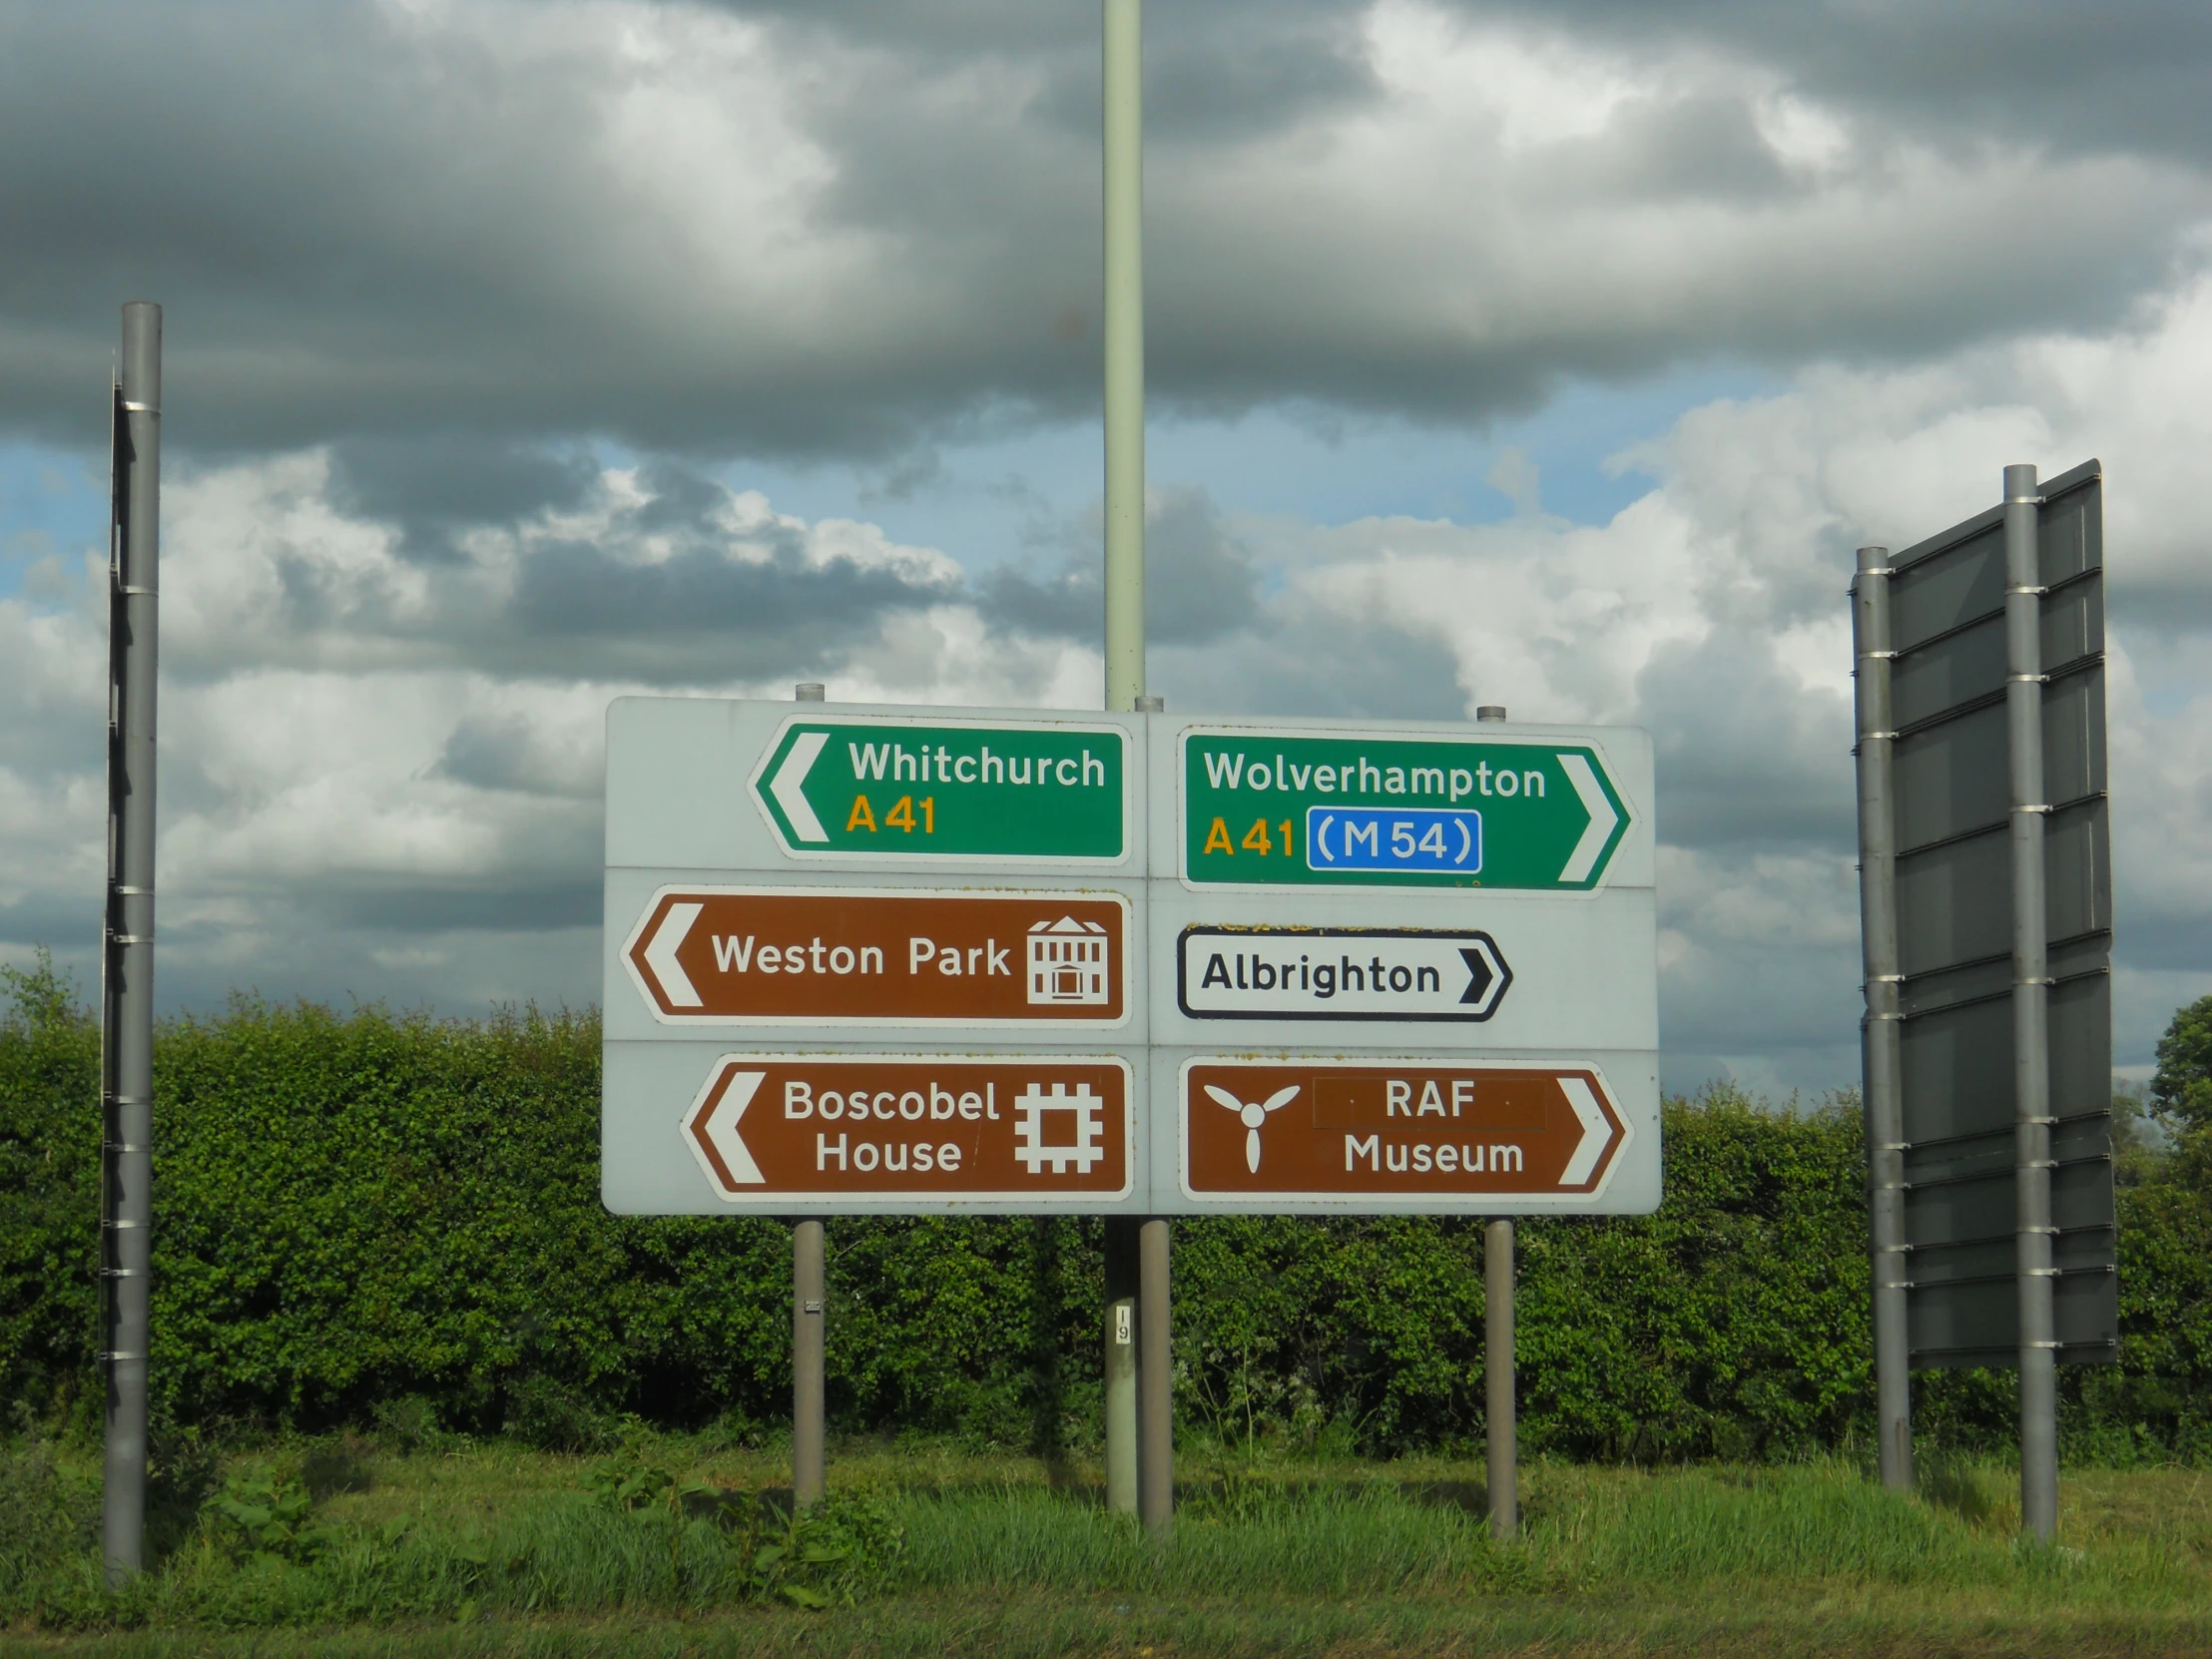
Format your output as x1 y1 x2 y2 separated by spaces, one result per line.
1012 1081 1106 1175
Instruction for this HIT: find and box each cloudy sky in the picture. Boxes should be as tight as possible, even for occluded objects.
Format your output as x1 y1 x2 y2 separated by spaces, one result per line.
3 0 2209 1098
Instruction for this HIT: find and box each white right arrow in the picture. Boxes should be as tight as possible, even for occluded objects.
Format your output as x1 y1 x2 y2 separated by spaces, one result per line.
770 731 831 842
643 901 704 1008
1555 753 1619 883
1557 1075 1615 1187
684 1063 767 1195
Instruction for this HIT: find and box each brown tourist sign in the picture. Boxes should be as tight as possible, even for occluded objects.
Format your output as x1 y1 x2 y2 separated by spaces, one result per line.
681 1054 1134 1203
621 886 1128 1026
1178 1058 1630 1205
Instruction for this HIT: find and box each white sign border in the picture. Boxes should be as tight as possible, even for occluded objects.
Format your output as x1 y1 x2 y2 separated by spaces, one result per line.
683 1050 1138 1206
1174 924 1511 1024
1174 1053 1633 1208
1173 723 1633 895
620 882 1136 1030
748 713 1137 868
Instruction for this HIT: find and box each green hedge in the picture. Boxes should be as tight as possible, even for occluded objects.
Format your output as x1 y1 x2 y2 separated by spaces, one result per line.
6 958 2212 1460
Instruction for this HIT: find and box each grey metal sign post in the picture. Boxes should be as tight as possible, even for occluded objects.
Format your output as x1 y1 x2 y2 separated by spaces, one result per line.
1851 545 1911 1493
2002 464 2060 1540
102 301 161 1584
1101 0 1153 1527
1854 461 2117 1541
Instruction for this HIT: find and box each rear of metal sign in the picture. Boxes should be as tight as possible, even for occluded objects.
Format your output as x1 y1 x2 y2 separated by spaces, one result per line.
1858 460 2116 1538
1885 460 2116 1378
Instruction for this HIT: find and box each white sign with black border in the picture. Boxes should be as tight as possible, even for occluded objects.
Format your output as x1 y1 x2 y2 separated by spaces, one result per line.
1177 926 1510 1021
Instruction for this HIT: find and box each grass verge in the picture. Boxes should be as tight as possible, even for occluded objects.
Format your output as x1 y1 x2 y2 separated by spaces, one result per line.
5 1435 2212 1654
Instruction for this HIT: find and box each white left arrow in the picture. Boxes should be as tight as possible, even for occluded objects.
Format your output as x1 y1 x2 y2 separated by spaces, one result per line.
771 731 831 842
684 1063 767 1194
643 901 704 1008
1557 1075 1617 1187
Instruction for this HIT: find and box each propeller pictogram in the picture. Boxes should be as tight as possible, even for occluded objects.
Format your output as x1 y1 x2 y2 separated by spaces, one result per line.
1204 1083 1301 1173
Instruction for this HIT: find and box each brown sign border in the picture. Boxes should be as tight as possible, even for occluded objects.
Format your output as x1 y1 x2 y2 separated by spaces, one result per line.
681 1051 1138 1205
1174 1055 1632 1207
620 884 1136 1028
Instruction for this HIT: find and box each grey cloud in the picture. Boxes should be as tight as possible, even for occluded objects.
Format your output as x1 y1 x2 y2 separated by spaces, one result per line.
502 538 959 682
1154 609 1468 722
164 454 970 686
2123 913 2212 975
976 563 1096 640
0 0 2202 466
275 874 603 938
976 485 1259 647
431 716 596 800
1661 933 1861 1056
1638 634 1856 852
1145 490 1264 645
0 892 99 957
328 438 601 565
721 0 1379 144
1531 94 1792 205
1471 2 2212 169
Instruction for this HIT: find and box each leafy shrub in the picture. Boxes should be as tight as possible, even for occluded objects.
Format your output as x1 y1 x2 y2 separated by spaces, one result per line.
579 1461 899 1608
507 1375 619 1453
8 957 2212 1461
207 1462 330 1565
0 1428 98 1602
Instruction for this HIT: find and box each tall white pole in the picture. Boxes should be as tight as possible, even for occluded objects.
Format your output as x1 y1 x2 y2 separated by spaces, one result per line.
1102 0 1144 714
1101 0 1164 1527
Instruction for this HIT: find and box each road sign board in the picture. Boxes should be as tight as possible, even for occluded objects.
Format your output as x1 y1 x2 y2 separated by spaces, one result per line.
1178 1058 1630 1203
1176 926 1509 1021
1178 728 1629 889
680 1053 1133 1204
1873 458 2116 1369
603 698 1659 1216
622 887 1129 1026
751 715 1129 863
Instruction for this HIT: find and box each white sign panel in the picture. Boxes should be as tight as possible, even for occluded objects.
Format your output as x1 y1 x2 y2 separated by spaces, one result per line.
604 698 1662 1216
1177 926 1510 1021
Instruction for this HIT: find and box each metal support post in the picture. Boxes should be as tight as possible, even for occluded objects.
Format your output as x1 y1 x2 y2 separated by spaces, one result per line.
1852 544 1913 1493
1101 0 1155 1518
1476 709 1516 1535
102 301 161 1587
789 681 829 1508
2003 464 2058 1541
1102 0 1144 715
1137 1216 1172 1529
1104 1220 1139 1513
1485 1219 1517 1538
791 680 830 1509
793 1218 826 1506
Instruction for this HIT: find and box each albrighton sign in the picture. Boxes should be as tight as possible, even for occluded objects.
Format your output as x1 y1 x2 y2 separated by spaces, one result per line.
751 715 1130 862
1177 926 1510 1022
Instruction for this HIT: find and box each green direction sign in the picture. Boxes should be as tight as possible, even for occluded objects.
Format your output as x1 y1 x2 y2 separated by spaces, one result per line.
752 716 1128 861
1181 728 1629 889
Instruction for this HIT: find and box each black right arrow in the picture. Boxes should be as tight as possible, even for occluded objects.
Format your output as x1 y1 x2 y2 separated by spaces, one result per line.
1458 947 1494 1006
1455 933 1512 1019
